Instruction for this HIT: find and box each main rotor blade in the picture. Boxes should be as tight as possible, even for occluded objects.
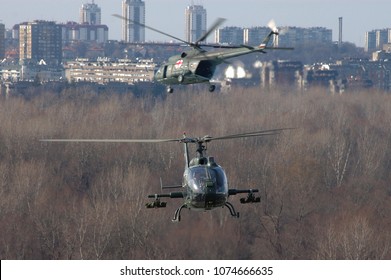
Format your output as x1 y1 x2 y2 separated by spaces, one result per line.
41 129 294 145
205 128 293 142
264 47 294 50
195 17 226 45
112 14 190 45
40 138 180 143
197 43 243 49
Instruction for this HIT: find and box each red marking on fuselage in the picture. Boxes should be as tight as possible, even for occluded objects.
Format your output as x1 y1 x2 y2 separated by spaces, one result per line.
175 59 183 68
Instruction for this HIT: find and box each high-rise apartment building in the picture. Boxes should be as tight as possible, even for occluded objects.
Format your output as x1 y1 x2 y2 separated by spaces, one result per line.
185 5 207 43
365 28 391 52
122 0 145 43
215 27 243 45
0 23 5 59
63 1 108 44
19 21 62 65
61 22 108 43
80 1 102 25
244 27 270 45
277 27 332 47
216 25 332 47
376 29 389 49
365 31 377 52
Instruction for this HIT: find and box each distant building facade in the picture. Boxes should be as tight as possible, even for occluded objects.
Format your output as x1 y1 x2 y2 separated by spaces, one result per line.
0 23 5 59
216 26 332 46
61 22 109 43
185 5 207 43
365 30 377 52
215 27 244 45
376 29 389 50
261 61 304 91
365 28 391 52
12 24 20 40
80 1 102 25
64 58 156 84
19 20 62 65
244 27 270 45
122 0 145 43
277 27 332 47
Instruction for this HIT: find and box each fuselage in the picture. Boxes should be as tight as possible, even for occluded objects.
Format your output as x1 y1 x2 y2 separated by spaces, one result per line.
154 52 218 85
154 45 265 86
181 157 229 211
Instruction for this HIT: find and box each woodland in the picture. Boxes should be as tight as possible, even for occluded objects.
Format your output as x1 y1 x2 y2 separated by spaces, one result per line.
0 86 391 260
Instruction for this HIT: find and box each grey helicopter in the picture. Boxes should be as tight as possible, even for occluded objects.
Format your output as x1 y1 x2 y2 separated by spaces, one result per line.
113 14 293 93
41 128 287 222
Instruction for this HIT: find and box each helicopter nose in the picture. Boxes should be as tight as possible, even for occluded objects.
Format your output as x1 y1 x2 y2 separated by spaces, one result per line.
204 182 221 204
205 179 214 188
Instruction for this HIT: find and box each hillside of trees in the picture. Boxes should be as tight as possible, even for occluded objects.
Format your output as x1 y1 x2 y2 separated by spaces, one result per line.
1 86 391 259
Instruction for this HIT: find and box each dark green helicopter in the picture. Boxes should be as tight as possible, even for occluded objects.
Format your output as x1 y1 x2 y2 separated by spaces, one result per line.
41 128 287 222
113 15 293 93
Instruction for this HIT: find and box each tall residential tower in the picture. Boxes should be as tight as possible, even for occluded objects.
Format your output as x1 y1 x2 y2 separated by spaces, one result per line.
80 1 102 25
122 0 145 43
0 23 5 59
365 28 391 52
185 5 207 43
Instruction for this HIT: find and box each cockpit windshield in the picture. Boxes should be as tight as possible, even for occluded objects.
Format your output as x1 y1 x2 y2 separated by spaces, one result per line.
186 166 228 193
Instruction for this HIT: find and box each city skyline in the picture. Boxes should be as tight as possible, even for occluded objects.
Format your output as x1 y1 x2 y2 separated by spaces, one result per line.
1 0 391 47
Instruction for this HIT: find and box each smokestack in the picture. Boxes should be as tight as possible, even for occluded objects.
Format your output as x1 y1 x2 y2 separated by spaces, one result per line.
338 17 343 47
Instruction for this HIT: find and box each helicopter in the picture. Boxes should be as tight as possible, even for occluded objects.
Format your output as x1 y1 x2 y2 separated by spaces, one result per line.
113 14 293 93
41 128 287 222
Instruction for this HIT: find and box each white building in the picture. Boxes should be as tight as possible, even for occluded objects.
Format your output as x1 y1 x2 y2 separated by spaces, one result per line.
64 58 156 84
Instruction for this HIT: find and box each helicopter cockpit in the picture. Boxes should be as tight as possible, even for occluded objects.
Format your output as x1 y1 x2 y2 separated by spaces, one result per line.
184 157 229 209
187 165 228 193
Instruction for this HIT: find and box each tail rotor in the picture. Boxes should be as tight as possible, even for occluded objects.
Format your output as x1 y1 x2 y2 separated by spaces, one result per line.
267 19 280 47
267 19 279 35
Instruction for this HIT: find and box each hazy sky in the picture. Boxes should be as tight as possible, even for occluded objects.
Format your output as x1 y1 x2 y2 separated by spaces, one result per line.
1 0 390 47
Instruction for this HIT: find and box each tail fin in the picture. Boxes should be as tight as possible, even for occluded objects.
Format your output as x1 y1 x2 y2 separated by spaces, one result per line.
259 20 293 51
259 30 278 48
259 19 279 48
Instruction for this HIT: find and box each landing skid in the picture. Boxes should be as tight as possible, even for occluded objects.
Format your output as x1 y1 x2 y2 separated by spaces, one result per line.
172 204 187 222
225 202 240 218
172 202 239 222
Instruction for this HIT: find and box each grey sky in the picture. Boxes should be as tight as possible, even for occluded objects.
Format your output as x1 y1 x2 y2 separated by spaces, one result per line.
1 0 390 47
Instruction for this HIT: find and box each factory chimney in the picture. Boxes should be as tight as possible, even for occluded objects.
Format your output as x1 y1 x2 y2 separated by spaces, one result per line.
338 17 343 47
